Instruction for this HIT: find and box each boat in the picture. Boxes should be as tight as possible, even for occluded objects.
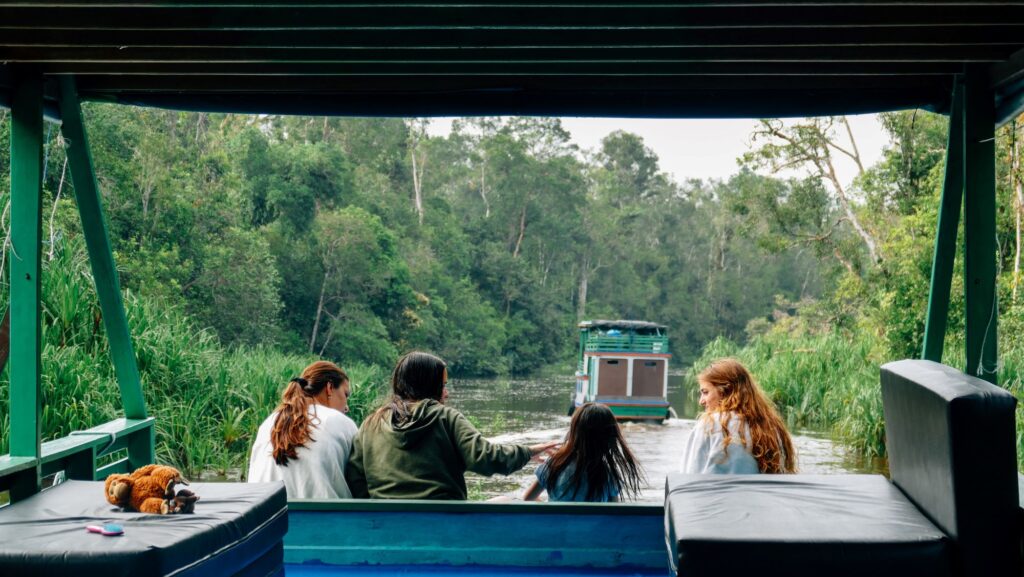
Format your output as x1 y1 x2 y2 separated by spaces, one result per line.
2 3 1023 576
572 320 672 422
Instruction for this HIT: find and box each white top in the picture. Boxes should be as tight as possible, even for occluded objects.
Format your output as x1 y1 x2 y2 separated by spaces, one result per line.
679 411 760 475
247 404 358 499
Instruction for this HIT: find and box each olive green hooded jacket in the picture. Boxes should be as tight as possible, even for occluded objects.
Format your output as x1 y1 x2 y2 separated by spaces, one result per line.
345 399 531 500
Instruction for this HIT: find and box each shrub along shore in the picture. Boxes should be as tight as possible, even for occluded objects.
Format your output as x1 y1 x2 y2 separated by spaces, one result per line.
689 330 1024 471
0 236 386 478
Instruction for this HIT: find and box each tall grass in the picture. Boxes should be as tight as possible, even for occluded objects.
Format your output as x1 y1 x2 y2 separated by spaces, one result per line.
0 236 389 478
689 330 887 457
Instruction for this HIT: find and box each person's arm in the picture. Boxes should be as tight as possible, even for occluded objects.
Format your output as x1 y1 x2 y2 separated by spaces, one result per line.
522 479 545 501
450 410 533 476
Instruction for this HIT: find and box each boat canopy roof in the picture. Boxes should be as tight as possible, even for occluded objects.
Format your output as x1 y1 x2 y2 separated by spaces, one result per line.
579 320 668 332
2 1 1024 122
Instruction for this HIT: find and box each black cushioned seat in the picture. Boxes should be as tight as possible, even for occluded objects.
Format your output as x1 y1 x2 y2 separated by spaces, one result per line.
0 480 287 577
665 474 950 577
665 360 1020 577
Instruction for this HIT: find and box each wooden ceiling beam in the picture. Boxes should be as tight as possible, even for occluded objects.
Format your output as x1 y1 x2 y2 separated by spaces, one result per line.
27 61 965 75
3 26 1022 49
83 85 946 119
0 45 1014 64
66 72 951 92
2 5 1023 29
13 1 1017 6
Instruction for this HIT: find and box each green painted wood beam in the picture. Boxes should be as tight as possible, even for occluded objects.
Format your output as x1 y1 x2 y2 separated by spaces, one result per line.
58 77 149 425
1 44 1012 64
922 80 964 363
8 69 43 499
963 70 998 384
24 60 966 76
1 4 1020 29
3 25 1022 50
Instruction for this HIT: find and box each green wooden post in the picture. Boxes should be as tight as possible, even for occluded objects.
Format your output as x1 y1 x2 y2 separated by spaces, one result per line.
963 70 998 383
8 70 44 498
922 81 964 363
57 78 153 463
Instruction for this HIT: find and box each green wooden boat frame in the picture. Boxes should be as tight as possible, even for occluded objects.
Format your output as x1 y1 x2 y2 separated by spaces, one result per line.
1 3 1024 573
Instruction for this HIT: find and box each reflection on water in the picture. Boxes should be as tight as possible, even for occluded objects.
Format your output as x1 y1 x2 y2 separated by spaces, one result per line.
449 374 886 502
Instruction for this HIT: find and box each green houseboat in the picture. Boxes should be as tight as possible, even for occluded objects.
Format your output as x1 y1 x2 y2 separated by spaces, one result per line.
573 320 672 422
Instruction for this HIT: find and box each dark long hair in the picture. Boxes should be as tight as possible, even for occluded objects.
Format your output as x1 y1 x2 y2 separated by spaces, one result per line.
370 351 447 427
270 360 348 466
543 403 645 501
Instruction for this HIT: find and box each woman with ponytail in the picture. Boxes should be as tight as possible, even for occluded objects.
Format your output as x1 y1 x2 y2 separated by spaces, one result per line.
680 358 797 475
345 351 558 500
247 360 358 498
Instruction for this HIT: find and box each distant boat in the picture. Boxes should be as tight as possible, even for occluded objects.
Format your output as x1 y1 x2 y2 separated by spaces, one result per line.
571 320 672 422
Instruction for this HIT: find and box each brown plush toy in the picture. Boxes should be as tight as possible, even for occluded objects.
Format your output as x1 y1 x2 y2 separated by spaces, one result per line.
104 464 189 514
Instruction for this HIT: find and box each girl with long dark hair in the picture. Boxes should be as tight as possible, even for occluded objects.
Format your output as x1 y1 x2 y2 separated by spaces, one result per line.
247 360 358 498
345 351 558 500
523 403 644 502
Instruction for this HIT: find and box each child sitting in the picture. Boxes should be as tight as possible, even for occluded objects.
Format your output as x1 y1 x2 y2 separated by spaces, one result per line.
523 403 644 502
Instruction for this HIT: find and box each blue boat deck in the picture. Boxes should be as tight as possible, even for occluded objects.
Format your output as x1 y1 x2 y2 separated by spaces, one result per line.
285 501 669 576
286 564 668 576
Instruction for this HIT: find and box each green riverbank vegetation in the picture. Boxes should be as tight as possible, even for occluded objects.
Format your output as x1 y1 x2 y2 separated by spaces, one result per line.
1 107 1023 475
687 114 1024 468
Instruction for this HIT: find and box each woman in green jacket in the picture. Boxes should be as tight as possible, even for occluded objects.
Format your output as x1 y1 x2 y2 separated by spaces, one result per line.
345 351 558 500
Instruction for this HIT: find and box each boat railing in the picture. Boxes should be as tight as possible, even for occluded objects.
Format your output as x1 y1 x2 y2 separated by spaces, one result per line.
0 417 155 500
584 335 669 354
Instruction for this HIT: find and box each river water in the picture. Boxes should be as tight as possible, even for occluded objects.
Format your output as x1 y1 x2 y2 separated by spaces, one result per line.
448 374 885 502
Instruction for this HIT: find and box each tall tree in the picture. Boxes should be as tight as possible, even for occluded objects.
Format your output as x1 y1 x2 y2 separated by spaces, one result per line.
744 117 879 267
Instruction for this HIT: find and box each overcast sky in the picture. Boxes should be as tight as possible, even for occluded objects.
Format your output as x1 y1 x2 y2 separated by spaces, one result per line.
427 113 891 190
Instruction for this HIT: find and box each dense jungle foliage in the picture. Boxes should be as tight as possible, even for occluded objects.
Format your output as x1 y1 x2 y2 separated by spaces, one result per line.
1 106 1023 474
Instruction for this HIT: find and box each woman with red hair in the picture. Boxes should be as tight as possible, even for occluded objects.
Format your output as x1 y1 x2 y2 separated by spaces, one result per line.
680 358 797 474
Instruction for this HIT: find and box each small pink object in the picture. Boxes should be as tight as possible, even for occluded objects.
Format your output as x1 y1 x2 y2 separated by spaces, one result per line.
86 523 124 536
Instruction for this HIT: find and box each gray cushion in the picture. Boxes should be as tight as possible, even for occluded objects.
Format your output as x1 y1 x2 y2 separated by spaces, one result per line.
0 480 287 577
882 360 1019 576
665 474 950 577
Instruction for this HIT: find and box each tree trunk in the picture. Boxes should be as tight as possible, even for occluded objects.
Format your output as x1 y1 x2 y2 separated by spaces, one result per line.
194 113 207 144
479 163 491 218
577 260 589 320
309 270 329 354
824 153 880 264
411 145 425 225
47 155 68 260
512 205 527 258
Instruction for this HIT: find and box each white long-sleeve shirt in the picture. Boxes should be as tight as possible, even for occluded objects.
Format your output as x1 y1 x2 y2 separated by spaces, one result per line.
247 404 358 499
679 411 760 475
